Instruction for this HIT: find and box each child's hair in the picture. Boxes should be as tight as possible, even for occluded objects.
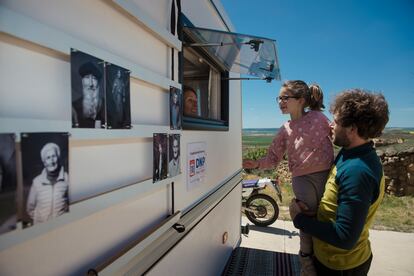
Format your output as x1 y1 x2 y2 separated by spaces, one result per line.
281 80 325 111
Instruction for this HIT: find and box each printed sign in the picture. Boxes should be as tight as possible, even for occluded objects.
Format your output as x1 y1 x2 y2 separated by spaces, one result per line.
186 142 207 190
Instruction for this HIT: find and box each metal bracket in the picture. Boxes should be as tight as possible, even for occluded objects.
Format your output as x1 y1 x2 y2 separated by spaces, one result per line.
185 39 263 52
223 76 274 83
173 223 185 233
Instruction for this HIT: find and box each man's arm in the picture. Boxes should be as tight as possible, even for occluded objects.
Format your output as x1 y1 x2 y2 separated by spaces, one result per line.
293 168 376 250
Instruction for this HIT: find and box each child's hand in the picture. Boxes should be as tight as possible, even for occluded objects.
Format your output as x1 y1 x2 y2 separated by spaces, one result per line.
242 159 258 169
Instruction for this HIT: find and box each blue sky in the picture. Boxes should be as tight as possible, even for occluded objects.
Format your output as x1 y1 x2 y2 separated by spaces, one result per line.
221 0 414 128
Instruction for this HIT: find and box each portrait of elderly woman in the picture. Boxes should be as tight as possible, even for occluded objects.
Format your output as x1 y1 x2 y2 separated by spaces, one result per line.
168 134 181 177
71 49 105 128
21 133 69 227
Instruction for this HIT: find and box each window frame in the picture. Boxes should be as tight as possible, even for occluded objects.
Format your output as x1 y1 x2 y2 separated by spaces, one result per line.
179 15 230 131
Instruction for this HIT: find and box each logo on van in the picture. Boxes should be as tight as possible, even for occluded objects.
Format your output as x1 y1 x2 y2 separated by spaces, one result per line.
196 157 205 168
189 159 195 176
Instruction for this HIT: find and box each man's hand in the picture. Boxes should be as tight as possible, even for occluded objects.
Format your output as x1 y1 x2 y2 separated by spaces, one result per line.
243 159 258 169
289 199 302 221
289 199 316 221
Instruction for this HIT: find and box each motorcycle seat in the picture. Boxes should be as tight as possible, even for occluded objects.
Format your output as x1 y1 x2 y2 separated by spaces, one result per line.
242 179 259 188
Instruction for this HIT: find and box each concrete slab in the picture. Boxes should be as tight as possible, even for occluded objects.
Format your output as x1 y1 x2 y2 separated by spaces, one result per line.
241 217 414 276
369 229 414 276
241 218 300 254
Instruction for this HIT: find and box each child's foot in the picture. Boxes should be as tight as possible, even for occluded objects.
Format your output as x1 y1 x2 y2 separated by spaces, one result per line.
299 251 317 276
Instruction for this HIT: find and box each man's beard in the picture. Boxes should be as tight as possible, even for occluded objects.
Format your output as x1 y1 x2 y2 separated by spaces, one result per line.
333 130 351 148
173 151 179 160
83 88 99 119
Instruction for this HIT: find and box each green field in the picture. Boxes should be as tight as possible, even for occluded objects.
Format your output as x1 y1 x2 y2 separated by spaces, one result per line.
242 135 274 148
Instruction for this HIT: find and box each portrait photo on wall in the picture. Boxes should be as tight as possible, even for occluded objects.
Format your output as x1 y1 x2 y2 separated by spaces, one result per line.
21 132 69 228
153 133 168 183
0 133 17 235
170 87 182 130
71 49 105 128
168 134 181 177
106 63 131 129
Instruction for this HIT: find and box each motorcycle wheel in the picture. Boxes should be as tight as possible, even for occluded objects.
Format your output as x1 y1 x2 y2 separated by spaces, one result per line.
245 194 279 227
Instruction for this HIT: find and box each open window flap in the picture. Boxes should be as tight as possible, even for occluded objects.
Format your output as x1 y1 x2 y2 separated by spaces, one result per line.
183 26 281 81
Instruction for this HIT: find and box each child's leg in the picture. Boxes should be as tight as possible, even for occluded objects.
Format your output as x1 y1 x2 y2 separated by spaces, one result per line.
292 170 330 254
292 171 330 276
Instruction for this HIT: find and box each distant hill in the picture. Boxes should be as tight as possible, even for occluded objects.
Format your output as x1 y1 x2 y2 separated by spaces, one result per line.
383 127 414 133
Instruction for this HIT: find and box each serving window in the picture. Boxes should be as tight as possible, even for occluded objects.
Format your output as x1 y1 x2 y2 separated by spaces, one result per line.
183 46 227 123
180 16 280 131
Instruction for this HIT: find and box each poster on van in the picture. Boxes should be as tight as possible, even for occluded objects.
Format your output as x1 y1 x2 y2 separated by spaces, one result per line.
21 132 70 228
169 87 182 130
187 142 206 190
71 49 105 128
168 134 181 177
0 133 17 235
153 133 168 183
106 63 131 129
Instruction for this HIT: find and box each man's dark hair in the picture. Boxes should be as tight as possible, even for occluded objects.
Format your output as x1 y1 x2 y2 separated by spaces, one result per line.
330 89 389 139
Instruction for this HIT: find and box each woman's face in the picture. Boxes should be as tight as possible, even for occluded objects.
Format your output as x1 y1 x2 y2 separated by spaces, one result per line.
184 90 198 116
42 149 59 173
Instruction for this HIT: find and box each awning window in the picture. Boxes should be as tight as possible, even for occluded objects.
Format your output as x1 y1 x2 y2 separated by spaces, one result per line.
183 26 281 82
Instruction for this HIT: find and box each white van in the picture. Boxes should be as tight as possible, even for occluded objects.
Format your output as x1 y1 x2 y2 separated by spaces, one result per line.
0 1 280 275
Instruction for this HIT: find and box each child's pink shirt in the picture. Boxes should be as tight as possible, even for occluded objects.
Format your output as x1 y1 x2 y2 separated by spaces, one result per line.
258 110 334 177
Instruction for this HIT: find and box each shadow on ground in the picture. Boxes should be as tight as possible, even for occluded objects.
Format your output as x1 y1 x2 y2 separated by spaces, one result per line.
248 224 300 239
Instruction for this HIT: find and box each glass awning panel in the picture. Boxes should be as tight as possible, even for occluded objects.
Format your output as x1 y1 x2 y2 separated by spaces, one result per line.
183 26 281 82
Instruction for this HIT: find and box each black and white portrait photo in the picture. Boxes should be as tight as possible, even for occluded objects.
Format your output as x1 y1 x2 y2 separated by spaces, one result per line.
71 49 105 128
170 87 182 130
0 134 17 235
106 63 131 129
21 133 69 228
168 134 181 177
153 133 168 183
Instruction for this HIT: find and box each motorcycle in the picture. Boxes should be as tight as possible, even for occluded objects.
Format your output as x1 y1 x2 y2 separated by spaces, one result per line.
241 178 282 227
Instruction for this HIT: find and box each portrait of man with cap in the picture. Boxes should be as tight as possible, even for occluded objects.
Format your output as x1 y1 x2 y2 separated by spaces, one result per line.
71 50 105 128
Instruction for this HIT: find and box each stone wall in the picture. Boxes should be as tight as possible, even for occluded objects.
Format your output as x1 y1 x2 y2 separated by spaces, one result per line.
377 147 414 196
